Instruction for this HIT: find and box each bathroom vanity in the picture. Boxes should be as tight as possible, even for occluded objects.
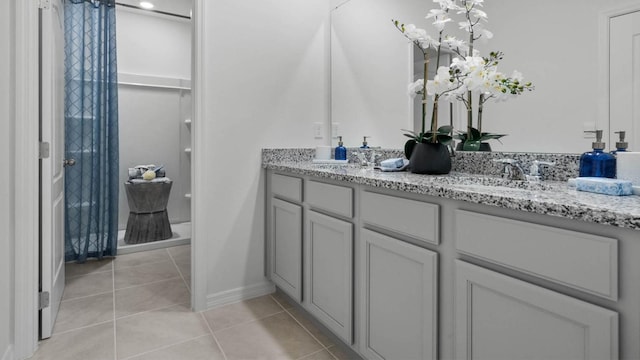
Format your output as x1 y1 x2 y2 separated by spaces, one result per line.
263 149 640 360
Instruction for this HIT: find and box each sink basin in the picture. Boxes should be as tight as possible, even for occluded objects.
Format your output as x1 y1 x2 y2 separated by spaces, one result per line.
441 173 558 192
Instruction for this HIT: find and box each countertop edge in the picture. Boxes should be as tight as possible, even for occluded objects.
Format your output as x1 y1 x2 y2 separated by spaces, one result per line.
263 162 640 231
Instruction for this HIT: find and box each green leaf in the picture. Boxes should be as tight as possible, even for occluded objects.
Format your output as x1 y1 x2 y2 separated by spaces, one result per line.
479 133 507 141
437 125 453 134
469 128 482 141
437 134 453 145
462 140 481 151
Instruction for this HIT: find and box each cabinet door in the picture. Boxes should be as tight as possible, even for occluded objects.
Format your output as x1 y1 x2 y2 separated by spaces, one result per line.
360 229 438 360
305 210 353 343
455 261 618 360
271 198 302 302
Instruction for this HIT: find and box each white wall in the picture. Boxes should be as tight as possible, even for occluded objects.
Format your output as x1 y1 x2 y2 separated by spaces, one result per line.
116 8 191 79
116 7 192 228
0 0 14 358
198 0 329 302
477 0 638 153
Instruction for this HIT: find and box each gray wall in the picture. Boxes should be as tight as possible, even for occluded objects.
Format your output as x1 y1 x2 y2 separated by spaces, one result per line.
0 0 15 358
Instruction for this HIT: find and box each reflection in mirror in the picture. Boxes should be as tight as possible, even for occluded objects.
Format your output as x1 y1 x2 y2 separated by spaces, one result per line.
331 0 434 149
331 0 640 153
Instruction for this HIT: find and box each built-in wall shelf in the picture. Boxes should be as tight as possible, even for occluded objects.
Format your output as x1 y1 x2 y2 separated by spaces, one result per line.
117 72 192 90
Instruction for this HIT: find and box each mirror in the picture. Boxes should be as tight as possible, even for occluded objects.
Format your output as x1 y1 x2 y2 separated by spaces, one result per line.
331 0 640 153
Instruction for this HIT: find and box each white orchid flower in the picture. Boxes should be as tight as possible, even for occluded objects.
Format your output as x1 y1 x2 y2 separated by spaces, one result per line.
408 79 424 97
471 8 488 21
433 0 458 10
432 16 453 32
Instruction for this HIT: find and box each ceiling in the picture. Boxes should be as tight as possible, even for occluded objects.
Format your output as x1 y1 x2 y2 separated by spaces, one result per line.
116 0 193 18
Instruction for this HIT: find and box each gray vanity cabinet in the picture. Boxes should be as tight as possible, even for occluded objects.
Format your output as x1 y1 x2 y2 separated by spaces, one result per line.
270 198 302 302
304 210 354 344
360 229 438 360
455 260 619 360
269 174 304 302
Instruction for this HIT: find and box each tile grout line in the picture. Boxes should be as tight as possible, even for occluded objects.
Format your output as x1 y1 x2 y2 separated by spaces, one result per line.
112 259 118 360
207 309 287 335
50 319 115 337
115 301 191 322
167 247 191 293
296 347 334 360
119 334 212 360
61 289 114 303
200 312 228 360
114 275 183 292
269 294 339 360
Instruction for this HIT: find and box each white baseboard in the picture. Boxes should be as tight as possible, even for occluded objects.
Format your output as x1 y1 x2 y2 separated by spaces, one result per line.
206 280 275 310
2 345 14 360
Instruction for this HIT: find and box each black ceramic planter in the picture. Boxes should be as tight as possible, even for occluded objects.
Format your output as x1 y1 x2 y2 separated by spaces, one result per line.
409 142 452 175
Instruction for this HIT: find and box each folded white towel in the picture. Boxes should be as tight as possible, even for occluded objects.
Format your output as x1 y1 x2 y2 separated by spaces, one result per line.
129 177 172 184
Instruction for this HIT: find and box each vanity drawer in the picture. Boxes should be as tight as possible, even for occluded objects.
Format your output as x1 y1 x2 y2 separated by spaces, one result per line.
306 180 353 218
455 210 618 300
271 173 303 203
361 191 439 245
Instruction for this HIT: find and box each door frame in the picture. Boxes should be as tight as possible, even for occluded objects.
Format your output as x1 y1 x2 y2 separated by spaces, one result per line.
597 3 640 147
13 0 207 357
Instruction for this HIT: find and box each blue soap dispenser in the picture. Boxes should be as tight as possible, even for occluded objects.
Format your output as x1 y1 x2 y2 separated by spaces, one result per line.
335 136 347 160
611 131 628 155
579 130 616 178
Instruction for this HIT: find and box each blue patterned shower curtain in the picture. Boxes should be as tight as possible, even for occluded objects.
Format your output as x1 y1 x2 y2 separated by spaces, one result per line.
64 0 119 262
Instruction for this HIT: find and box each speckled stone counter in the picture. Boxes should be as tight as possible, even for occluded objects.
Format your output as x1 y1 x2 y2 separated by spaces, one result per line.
262 149 640 231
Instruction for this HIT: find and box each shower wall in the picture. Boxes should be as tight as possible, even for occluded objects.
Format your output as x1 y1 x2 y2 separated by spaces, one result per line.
116 7 192 229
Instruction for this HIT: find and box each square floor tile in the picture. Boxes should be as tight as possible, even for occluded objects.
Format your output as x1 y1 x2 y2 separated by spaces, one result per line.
202 295 283 332
215 311 323 360
127 335 224 360
53 292 114 334
167 245 190 263
175 259 190 279
300 349 338 360
114 260 181 289
32 322 114 360
65 258 113 278
63 271 113 301
114 248 171 269
116 304 209 359
327 345 361 360
271 289 296 310
115 278 190 318
287 307 335 347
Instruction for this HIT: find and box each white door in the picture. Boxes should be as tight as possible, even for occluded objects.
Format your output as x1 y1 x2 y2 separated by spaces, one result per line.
40 0 67 340
610 10 640 150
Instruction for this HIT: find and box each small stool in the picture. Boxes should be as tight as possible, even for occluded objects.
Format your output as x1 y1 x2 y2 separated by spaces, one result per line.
124 180 173 244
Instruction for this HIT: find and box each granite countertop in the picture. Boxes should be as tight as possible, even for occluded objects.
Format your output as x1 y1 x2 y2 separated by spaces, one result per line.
263 158 640 231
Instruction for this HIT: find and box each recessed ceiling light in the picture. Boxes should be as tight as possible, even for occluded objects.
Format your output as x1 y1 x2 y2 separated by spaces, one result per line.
139 1 154 9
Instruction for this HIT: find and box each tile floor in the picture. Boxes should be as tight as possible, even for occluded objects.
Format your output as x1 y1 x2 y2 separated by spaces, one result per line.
31 245 357 360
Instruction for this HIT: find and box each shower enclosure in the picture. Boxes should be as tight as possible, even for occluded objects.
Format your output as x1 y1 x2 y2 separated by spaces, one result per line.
115 5 192 252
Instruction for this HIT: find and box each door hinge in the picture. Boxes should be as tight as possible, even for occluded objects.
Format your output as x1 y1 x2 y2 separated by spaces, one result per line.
38 291 50 310
39 142 50 159
38 0 51 9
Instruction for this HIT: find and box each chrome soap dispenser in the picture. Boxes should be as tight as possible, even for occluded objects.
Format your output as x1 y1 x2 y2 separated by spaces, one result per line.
612 131 628 155
579 130 616 178
360 136 370 149
335 136 347 160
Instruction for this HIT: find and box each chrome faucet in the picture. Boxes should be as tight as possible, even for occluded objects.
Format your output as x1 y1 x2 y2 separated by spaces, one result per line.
493 158 527 181
526 160 555 182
